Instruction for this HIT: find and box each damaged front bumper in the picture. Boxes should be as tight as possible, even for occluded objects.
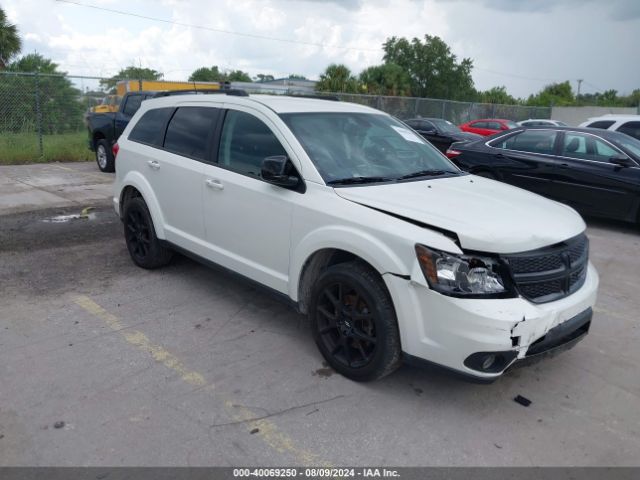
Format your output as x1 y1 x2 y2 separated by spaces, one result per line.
384 262 599 382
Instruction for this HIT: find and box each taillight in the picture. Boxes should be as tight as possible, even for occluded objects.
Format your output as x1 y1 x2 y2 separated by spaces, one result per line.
446 148 461 159
112 142 119 159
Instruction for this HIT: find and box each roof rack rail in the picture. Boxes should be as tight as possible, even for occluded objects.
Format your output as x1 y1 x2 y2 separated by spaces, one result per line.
153 88 249 98
285 93 340 101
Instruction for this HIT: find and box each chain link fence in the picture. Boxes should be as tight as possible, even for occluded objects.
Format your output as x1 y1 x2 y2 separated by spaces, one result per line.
0 71 551 164
322 92 551 124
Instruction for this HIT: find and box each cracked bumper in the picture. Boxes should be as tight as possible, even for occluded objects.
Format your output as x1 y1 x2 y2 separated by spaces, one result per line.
384 262 599 381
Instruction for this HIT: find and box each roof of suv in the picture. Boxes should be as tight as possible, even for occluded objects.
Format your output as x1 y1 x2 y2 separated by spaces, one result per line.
585 114 640 121
141 93 380 115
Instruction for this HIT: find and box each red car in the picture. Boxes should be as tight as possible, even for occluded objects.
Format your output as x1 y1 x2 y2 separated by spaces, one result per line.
459 118 519 136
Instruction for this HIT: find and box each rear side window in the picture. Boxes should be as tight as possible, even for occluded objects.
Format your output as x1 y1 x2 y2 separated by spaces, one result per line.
164 107 220 160
617 121 640 141
471 121 487 128
218 110 287 177
128 107 174 147
492 130 558 154
122 95 144 117
586 120 615 129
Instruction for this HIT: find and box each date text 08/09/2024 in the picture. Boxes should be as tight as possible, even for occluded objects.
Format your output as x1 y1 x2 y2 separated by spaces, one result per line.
233 468 400 478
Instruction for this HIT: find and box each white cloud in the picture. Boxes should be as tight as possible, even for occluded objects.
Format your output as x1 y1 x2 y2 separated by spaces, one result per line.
2 0 638 98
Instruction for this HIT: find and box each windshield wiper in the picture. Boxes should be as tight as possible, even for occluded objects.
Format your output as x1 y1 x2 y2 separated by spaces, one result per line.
327 176 394 186
396 169 459 180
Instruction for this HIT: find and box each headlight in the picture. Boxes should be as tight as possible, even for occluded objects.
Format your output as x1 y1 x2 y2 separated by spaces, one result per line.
415 244 511 296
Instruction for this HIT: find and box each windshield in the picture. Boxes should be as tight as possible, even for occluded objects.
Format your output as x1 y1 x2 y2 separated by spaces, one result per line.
431 118 460 133
280 112 460 184
505 120 519 129
612 135 640 159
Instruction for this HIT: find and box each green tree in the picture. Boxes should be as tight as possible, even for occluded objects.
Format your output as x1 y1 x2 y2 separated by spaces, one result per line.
1 53 84 134
188 66 251 83
382 35 475 100
359 63 411 96
188 66 223 82
288 74 307 80
526 81 574 106
315 64 360 93
226 69 252 82
255 73 275 82
100 66 163 92
0 7 21 68
478 86 518 105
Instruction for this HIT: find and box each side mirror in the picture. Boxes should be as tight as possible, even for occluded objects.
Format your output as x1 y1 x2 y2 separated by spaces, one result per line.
608 154 635 168
261 156 300 188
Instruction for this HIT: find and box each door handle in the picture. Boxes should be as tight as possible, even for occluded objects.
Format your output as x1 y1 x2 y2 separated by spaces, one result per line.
147 160 160 170
558 163 570 169
205 178 224 190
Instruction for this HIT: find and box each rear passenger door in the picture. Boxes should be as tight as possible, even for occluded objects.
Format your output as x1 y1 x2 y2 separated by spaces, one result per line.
130 105 221 250
201 106 301 293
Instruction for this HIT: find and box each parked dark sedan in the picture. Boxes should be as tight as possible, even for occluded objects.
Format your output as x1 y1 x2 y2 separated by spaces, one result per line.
404 117 482 153
447 126 640 224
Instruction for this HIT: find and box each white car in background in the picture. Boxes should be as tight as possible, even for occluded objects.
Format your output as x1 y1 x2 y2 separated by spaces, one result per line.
517 119 568 127
112 91 599 382
579 114 640 141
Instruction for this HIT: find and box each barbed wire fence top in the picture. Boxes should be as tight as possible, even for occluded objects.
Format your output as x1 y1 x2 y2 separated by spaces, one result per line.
0 71 551 163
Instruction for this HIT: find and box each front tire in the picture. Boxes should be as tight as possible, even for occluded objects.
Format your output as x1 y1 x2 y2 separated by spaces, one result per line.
95 139 115 173
123 197 173 269
309 261 401 381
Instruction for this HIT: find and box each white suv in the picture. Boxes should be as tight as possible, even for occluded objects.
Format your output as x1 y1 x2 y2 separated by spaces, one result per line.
579 114 640 141
113 92 599 382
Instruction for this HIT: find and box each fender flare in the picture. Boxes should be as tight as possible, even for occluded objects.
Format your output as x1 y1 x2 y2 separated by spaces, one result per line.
119 171 166 239
288 225 409 301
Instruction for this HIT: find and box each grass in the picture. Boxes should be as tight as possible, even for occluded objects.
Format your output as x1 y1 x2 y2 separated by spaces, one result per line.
0 131 93 165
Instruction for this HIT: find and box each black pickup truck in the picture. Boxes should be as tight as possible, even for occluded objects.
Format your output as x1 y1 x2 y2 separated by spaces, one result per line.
87 91 157 172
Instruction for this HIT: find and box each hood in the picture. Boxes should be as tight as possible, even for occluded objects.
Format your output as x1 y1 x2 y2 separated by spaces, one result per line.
334 175 585 254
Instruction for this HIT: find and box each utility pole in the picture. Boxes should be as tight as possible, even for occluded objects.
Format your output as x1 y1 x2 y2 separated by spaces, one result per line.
577 79 583 103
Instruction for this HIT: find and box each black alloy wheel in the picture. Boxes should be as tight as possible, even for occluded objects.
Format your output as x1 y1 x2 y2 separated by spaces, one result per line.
316 280 378 369
310 261 401 381
123 197 173 269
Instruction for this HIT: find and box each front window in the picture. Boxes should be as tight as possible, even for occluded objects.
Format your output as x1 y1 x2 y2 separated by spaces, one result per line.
611 134 640 160
430 119 460 133
280 112 459 184
491 129 558 155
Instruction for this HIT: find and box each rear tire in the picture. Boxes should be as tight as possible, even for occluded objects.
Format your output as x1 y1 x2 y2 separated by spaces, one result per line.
123 197 172 269
95 139 115 173
309 261 401 381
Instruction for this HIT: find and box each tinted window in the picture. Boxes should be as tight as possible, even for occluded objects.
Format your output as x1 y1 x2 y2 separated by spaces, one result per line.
128 107 174 146
420 120 436 131
561 132 623 162
471 121 487 129
587 120 615 129
122 95 144 117
617 121 640 141
488 122 503 130
493 130 558 154
218 110 287 177
164 107 220 160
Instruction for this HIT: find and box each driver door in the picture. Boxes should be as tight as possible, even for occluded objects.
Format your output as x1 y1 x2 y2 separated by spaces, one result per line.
200 106 301 293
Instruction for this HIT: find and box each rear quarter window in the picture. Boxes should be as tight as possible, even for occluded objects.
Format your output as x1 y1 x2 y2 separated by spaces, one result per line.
586 120 615 129
128 107 174 147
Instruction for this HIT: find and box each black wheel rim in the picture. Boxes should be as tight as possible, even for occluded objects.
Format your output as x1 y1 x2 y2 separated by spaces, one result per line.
316 281 377 369
126 210 151 261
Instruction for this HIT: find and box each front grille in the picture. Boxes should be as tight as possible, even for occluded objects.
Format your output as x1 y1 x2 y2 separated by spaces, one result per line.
503 234 589 304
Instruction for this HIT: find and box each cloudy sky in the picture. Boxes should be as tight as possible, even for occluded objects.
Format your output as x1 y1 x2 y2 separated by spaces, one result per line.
3 0 639 98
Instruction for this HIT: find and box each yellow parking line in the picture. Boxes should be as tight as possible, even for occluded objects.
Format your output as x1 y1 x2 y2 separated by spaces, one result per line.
74 295 325 465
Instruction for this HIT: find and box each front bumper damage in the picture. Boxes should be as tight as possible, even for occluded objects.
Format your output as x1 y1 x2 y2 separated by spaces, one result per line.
383 262 599 382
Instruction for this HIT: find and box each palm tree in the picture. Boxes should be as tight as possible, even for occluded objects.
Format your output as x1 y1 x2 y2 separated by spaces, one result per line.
316 64 360 93
0 7 21 69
